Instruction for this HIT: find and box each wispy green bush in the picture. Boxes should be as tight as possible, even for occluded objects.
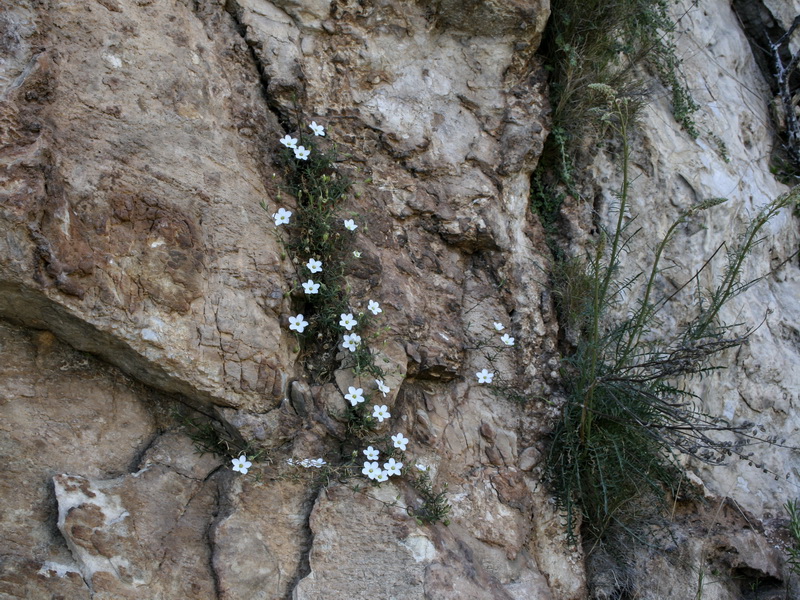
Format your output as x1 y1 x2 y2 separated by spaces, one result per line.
546 86 800 541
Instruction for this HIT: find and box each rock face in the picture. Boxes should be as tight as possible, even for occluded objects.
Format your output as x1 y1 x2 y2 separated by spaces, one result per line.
0 0 798 599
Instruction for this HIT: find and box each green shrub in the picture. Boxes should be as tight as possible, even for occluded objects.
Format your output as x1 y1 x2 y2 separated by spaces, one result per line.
546 87 800 541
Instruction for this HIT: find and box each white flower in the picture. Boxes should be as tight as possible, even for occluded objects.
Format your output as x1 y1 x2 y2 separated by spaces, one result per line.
367 300 382 315
476 369 494 384
416 463 428 472
343 219 358 231
339 313 357 330
363 446 380 460
294 145 310 160
372 404 391 422
309 121 325 136
362 461 381 480
286 458 296 466
375 470 389 483
301 279 320 295
500 333 515 346
231 455 252 475
288 314 309 333
273 207 292 226
352 250 362 258
306 258 323 273
345 386 365 406
391 433 408 451
383 458 403 477
493 322 505 331
375 379 390 397
279 135 298 149
343 333 362 352
300 458 312 468
309 458 327 468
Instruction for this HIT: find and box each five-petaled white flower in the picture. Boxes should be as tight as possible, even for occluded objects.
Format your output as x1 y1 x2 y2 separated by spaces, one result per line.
345 386 365 406
306 258 323 273
302 279 320 294
343 333 362 352
383 458 403 477
501 333 515 346
493 322 505 331
231 455 252 475
375 379 390 397
367 300 382 315
309 121 325 137
372 404 391 422
309 458 326 468
339 313 357 330
288 314 309 333
416 463 428 472
343 219 358 231
294 145 310 160
363 446 380 461
352 250 362 258
279 135 298 149
362 461 381 480
476 369 494 384
391 433 408 451
273 207 292 226
375 470 389 483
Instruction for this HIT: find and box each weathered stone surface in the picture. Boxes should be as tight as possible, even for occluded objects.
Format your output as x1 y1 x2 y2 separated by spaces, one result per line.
0 0 294 411
1 0 799 598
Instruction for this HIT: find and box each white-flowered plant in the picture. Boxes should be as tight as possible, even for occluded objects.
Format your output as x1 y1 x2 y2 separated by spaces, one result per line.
231 455 252 475
363 446 380 460
306 258 323 273
273 207 292 226
280 135 298 149
352 250 362 258
302 279 320 294
339 313 357 330
501 333 515 346
493 322 505 331
343 219 358 231
375 470 389 482
343 333 362 352
362 461 381 480
476 369 494 384
345 386 365 406
372 404 391 422
383 458 403 477
416 463 428 472
391 433 409 451
308 458 327 468
289 314 309 333
309 121 325 136
294 146 311 160
367 300 382 315
375 379 390 397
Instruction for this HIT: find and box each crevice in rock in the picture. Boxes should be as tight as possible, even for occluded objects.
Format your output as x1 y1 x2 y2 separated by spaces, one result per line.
286 484 321 598
220 0 296 132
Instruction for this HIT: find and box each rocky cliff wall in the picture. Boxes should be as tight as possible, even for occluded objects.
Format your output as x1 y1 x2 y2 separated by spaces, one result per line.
0 0 798 598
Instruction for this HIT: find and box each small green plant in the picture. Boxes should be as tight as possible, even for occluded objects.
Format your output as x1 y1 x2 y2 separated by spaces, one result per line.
407 470 451 526
545 85 800 542
532 0 701 227
785 499 800 577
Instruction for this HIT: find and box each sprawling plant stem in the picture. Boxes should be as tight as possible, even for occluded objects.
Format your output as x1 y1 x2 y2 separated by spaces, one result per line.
548 87 800 542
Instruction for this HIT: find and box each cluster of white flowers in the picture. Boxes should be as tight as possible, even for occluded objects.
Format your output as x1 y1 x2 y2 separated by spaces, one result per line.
359 433 411 482
279 122 325 161
475 320 516 384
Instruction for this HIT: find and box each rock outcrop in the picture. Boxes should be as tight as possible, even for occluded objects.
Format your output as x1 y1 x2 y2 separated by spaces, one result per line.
0 0 798 598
